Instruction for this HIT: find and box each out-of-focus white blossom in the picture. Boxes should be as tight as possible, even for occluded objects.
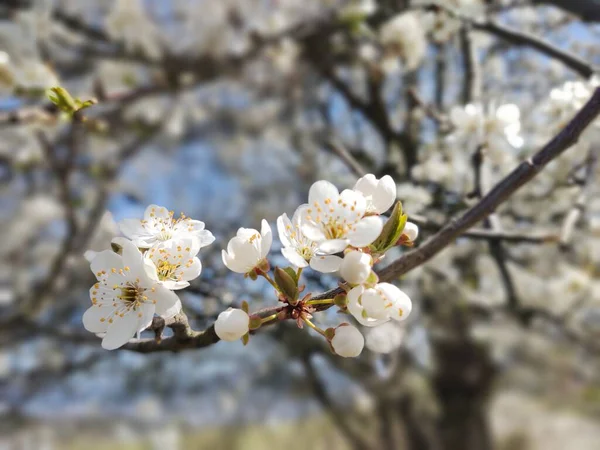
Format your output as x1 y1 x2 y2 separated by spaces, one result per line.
339 250 372 285
331 324 364 357
449 102 523 164
214 308 249 341
365 321 405 353
83 240 181 350
300 180 383 254
347 283 412 327
277 209 342 273
119 204 215 249
353 174 396 215
338 0 377 22
379 12 427 71
222 220 272 274
105 0 162 60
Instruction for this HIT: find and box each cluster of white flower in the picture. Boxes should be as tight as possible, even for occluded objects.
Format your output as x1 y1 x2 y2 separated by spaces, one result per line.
217 174 419 358
83 175 418 356
82 205 215 349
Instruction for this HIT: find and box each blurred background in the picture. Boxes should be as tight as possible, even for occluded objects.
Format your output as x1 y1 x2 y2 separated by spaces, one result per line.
1 0 600 449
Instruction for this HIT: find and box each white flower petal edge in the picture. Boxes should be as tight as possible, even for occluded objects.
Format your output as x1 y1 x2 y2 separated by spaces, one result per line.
214 308 249 341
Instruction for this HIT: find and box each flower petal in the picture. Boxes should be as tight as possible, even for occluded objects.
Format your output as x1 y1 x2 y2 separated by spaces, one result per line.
277 214 293 248
90 250 123 279
152 286 182 318
310 255 342 273
282 247 309 268
101 311 139 350
347 216 383 247
260 219 272 258
308 180 339 205
372 175 396 214
82 305 109 334
318 239 348 254
301 222 326 242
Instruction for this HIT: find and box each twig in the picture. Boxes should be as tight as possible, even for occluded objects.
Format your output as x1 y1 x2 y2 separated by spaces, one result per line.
416 2 598 78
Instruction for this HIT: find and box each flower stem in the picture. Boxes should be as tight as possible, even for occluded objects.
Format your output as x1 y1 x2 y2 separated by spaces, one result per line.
260 313 279 325
306 298 334 306
303 317 327 337
260 272 279 292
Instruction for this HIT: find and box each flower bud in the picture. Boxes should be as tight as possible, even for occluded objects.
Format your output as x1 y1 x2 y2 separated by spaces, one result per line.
331 324 365 358
340 251 373 285
214 308 249 341
402 222 419 241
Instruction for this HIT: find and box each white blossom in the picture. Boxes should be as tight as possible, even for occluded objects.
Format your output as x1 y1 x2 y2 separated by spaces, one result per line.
340 251 373 285
214 308 249 341
365 321 405 353
143 238 202 290
353 174 396 215
105 0 162 60
449 102 523 163
82 239 181 350
402 222 419 242
331 324 365 358
300 180 383 255
119 204 215 249
277 209 342 273
222 220 272 274
347 283 412 327
379 12 427 71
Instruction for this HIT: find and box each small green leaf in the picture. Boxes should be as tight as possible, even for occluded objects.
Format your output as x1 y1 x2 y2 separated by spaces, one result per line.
241 301 249 314
242 333 249 346
370 201 408 254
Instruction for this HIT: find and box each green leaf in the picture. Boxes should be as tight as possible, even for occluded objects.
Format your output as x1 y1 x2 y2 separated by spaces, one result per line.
241 301 249 314
242 333 249 346
47 86 97 117
370 201 408 254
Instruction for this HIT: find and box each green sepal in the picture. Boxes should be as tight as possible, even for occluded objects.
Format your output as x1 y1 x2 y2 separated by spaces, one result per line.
334 294 348 309
248 316 262 330
370 201 408 254
325 327 335 341
242 332 249 346
241 301 249 314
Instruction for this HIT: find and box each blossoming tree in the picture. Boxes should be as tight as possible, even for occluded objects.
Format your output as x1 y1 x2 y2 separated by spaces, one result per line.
1 0 600 449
